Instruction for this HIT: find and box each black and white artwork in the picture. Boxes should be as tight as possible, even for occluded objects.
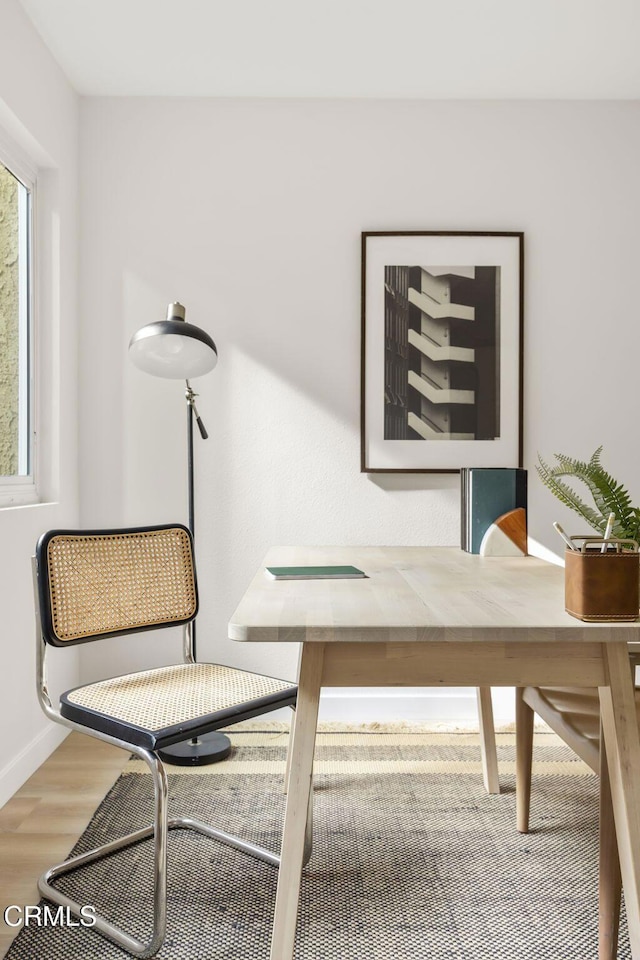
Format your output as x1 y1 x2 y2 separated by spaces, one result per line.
362 233 523 472
383 265 500 442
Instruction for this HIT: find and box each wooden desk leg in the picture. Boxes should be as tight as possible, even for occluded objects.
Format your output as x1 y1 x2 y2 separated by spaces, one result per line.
270 642 324 960
599 723 622 960
515 686 534 833
599 642 640 960
476 687 500 794
284 705 295 795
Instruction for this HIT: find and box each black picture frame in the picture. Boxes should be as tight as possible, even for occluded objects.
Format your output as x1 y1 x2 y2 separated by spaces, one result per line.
361 231 524 473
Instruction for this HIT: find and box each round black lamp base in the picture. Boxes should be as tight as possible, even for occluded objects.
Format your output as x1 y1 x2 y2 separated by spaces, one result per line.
157 732 232 766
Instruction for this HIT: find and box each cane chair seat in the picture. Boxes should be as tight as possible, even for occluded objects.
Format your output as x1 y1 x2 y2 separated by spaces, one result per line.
61 662 297 750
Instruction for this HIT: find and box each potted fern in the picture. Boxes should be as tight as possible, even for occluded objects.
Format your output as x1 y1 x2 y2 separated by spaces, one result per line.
537 447 640 544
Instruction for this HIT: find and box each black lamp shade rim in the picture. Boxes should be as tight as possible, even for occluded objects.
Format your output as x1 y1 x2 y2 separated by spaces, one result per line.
129 320 217 356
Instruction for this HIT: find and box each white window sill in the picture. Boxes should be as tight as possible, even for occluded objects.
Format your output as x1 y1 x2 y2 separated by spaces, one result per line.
0 483 39 509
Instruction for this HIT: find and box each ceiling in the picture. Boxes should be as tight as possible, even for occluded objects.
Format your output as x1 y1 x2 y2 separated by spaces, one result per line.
18 0 640 99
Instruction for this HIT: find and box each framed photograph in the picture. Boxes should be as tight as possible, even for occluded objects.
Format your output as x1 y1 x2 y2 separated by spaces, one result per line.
361 231 524 473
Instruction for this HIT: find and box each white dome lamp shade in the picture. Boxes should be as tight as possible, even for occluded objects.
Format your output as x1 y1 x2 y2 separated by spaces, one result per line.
129 302 218 380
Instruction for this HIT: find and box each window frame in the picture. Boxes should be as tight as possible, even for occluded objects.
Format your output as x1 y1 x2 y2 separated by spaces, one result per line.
0 131 37 507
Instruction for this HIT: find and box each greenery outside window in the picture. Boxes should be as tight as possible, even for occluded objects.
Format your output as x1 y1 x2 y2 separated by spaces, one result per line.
0 147 34 504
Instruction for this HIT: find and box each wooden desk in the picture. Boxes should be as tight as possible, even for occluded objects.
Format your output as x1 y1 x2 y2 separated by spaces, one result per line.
229 546 640 960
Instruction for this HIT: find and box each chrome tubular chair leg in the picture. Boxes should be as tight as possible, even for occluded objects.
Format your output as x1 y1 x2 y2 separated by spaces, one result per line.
150 755 168 955
38 745 284 958
38 750 169 958
172 816 280 867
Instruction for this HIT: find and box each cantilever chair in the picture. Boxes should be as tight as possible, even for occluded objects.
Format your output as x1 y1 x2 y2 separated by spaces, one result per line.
515 660 640 960
33 524 298 958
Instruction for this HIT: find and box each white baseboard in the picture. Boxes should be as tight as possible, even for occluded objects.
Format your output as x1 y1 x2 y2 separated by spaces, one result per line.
318 688 477 723
267 688 516 725
0 724 68 811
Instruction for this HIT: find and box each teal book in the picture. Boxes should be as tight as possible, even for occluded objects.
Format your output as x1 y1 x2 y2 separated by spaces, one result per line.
265 565 366 580
461 468 527 554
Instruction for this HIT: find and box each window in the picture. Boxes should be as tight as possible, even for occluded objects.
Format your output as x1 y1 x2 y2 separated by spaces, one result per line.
0 147 34 503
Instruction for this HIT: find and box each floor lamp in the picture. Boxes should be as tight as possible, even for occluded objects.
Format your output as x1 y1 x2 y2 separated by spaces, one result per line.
129 301 231 765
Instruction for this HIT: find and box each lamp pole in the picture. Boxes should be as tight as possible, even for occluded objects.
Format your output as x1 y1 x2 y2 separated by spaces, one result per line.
130 302 231 765
186 380 208 532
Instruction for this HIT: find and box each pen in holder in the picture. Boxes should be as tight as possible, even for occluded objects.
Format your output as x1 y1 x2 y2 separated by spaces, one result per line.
564 537 640 622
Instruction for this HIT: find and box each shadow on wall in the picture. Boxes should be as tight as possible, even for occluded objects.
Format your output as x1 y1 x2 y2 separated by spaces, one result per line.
367 473 460 493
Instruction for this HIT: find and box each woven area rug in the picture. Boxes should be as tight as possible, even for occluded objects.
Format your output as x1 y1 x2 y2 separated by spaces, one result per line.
5 727 631 960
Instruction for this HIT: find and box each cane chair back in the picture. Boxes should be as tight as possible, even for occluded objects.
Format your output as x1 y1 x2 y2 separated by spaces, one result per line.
36 525 198 646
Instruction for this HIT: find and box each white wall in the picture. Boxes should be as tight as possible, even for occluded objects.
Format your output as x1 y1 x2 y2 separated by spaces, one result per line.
79 98 640 722
0 0 79 807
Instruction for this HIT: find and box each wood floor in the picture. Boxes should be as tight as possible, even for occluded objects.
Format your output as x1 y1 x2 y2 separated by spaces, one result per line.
0 733 128 958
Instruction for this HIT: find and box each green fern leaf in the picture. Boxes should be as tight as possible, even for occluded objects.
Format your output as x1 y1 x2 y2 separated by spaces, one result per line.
542 449 633 528
586 465 633 526
537 448 640 544
536 456 605 533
